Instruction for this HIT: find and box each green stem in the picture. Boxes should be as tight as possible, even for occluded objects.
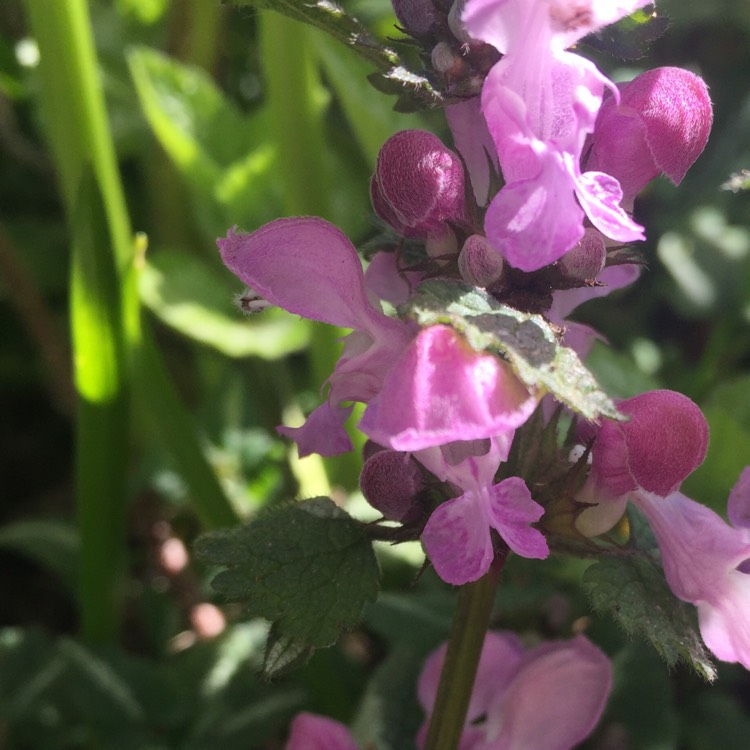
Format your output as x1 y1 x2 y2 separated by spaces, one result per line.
424 551 507 750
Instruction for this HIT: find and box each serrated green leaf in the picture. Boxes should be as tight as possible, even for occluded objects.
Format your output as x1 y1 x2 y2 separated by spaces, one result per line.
139 250 309 359
583 553 716 680
404 279 621 421
263 625 315 678
228 0 399 70
196 498 380 648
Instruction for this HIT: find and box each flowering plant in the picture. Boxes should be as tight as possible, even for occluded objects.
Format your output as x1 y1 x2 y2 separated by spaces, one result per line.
191 1 749 748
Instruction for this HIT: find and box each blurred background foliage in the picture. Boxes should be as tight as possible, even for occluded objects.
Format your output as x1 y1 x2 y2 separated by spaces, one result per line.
0 0 748 747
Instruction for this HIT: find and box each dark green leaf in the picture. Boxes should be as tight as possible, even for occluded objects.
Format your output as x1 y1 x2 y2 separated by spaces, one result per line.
352 649 426 750
196 498 380 648
0 519 79 595
582 5 669 60
404 279 621 421
583 552 716 680
263 625 316 678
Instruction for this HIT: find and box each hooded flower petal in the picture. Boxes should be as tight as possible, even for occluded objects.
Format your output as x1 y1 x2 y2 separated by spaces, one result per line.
371 130 467 238
586 67 713 202
417 632 612 750
633 490 750 669
586 389 709 498
219 218 388 334
286 712 358 750
359 325 537 452
480 635 612 750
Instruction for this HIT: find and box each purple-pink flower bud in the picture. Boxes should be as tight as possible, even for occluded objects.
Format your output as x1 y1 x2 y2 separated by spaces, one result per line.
359 450 425 522
587 67 713 202
558 229 606 281
370 130 467 238
584 390 709 498
392 0 442 38
458 233 505 287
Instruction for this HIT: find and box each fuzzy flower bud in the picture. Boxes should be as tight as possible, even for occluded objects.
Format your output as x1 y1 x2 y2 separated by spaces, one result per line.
392 0 443 38
359 449 425 522
370 130 467 238
581 389 709 498
558 229 606 281
586 67 713 204
458 233 505 286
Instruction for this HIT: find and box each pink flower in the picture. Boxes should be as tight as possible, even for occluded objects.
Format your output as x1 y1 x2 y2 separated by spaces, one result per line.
461 0 648 271
286 712 358 750
633 475 750 670
585 67 713 206
417 631 612 749
218 218 411 457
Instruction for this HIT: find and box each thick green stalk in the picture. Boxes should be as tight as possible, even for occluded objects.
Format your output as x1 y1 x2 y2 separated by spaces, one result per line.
259 13 361 490
24 0 134 642
424 553 506 750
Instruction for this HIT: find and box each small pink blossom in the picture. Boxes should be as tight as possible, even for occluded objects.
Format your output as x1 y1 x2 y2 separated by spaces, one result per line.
461 0 648 271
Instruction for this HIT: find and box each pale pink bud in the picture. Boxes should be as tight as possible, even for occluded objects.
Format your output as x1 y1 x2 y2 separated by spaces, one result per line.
359 449 425 522
587 67 713 202
558 229 606 280
458 233 504 286
371 130 467 238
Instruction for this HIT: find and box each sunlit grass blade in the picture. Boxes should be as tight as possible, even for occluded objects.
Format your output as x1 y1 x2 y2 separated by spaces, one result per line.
70 172 129 643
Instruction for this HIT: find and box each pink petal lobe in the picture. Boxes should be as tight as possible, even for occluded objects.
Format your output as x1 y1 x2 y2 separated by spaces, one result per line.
422 492 494 585
277 401 353 458
575 169 645 242
487 477 549 559
484 152 585 272
728 466 750 530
